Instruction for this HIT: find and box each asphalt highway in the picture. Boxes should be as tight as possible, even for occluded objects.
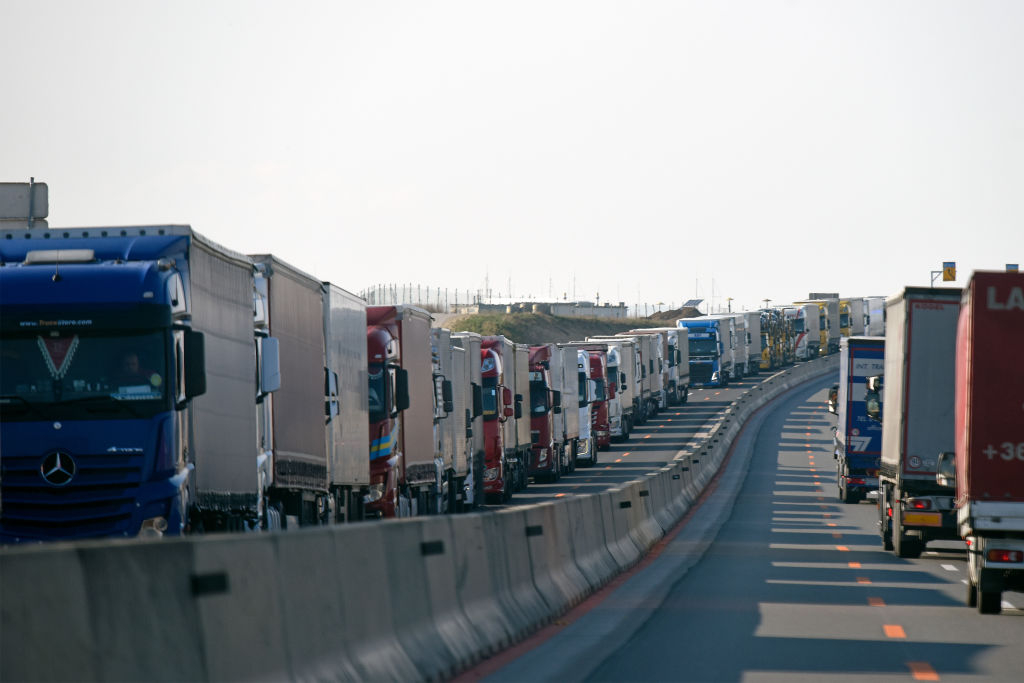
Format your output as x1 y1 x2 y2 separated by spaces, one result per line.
475 377 1024 682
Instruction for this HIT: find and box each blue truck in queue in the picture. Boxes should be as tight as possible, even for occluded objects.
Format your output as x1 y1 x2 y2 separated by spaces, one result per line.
831 336 884 503
676 318 731 387
0 225 282 542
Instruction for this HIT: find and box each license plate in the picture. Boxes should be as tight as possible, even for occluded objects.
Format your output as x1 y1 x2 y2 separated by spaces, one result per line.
904 512 941 527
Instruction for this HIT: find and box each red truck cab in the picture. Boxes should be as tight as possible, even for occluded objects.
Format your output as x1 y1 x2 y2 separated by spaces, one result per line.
589 351 610 451
528 345 559 481
365 315 409 517
480 345 513 501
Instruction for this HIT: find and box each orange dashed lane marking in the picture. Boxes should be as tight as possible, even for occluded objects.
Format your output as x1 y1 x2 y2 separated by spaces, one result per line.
554 493 566 498
832 532 842 539
848 561 860 568
827 523 837 527
615 459 622 463
908 662 939 681
836 545 849 551
868 597 885 607
810 468 817 472
884 625 907 639
856 577 871 584
644 435 651 439
622 452 631 457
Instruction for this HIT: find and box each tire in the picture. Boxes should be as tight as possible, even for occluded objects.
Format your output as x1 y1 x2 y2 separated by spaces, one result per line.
894 516 923 558
966 580 978 608
979 590 1002 614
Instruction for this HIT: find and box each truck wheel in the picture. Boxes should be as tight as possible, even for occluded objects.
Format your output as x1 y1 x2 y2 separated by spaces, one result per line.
893 513 922 558
979 590 1002 614
966 581 978 607
681 388 688 404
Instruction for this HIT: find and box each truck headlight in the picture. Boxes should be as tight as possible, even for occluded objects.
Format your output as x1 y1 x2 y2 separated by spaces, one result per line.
484 467 500 481
364 483 385 503
139 516 168 538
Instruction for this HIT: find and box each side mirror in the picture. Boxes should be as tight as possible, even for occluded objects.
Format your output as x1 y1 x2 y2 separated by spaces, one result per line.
865 375 883 423
325 368 339 421
183 329 207 401
259 336 281 396
827 384 838 415
502 386 514 418
472 383 483 418
552 390 562 414
514 393 523 420
442 378 454 414
465 408 473 438
936 451 956 488
395 367 410 413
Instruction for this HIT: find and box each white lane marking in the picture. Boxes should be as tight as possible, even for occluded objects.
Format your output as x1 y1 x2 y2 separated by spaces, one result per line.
941 564 959 572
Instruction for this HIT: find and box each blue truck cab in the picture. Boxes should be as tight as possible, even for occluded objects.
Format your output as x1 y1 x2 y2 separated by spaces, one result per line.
676 318 731 387
832 336 885 503
0 226 275 542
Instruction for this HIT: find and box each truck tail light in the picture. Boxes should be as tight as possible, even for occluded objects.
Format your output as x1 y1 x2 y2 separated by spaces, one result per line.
905 498 931 510
846 477 865 485
987 549 1023 563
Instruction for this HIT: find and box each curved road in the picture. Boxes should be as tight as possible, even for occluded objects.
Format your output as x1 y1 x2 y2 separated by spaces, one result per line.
473 378 1024 682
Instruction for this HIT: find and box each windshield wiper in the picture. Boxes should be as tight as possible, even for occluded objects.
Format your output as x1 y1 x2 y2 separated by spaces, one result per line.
55 395 146 418
0 395 49 420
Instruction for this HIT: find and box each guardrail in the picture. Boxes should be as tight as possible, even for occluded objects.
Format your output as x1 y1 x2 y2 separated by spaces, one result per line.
0 356 839 682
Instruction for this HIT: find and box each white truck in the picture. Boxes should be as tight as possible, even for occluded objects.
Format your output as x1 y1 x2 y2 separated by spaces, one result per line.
451 331 485 509
877 287 962 558
624 327 690 404
741 312 761 375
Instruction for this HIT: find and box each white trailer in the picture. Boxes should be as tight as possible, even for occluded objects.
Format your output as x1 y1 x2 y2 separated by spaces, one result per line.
323 283 370 523
741 312 762 375
865 296 886 336
557 345 580 472
451 332 485 508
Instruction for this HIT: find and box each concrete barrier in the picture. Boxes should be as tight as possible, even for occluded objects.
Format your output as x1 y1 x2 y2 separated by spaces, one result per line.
0 543 97 682
448 512 517 656
522 503 588 615
0 356 839 682
483 507 550 641
273 528 361 682
565 494 619 590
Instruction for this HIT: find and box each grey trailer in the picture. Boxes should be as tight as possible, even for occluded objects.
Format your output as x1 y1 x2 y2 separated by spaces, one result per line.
323 283 369 523
251 254 329 527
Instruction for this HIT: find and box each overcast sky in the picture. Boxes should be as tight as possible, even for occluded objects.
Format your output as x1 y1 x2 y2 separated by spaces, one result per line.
2 1 1021 312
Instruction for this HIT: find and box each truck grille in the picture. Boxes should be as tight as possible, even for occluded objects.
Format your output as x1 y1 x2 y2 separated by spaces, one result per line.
0 451 146 540
690 363 714 384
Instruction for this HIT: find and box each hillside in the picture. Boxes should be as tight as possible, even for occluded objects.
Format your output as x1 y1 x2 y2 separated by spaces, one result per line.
436 309 699 345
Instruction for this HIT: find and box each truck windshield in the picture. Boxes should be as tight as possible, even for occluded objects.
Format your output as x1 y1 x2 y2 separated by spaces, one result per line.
0 330 169 421
368 363 388 422
688 338 718 355
577 371 587 404
840 313 850 328
529 381 548 415
482 376 498 421
593 379 606 401
793 319 806 333
761 333 769 350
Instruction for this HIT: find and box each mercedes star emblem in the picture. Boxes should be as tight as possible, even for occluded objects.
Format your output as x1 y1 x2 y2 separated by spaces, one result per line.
40 451 77 486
